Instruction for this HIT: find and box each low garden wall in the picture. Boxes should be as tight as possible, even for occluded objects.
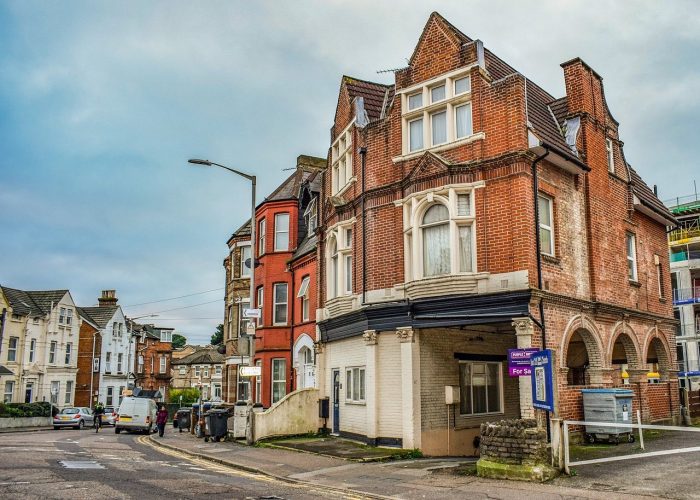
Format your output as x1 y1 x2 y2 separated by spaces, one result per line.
0 416 52 429
253 388 320 442
476 419 558 482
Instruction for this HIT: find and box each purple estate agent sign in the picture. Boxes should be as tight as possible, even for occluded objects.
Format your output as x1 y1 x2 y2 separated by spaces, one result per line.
508 348 538 377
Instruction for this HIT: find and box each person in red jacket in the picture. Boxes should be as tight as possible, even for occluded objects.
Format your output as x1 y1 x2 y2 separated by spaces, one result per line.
156 405 168 438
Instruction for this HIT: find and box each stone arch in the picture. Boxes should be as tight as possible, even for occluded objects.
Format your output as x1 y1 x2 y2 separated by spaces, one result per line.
643 326 673 378
293 334 316 389
607 322 642 369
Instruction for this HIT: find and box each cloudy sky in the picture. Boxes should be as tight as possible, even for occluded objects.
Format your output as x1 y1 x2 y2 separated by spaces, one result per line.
1 1 698 344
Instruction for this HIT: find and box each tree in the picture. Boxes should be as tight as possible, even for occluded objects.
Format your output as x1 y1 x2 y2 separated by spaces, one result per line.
211 324 224 345
169 387 200 405
172 333 187 349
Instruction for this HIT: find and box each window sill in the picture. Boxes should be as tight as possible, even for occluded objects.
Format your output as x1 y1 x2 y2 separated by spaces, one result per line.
392 132 486 163
344 401 366 406
332 177 357 198
541 254 561 266
629 280 642 288
659 297 667 303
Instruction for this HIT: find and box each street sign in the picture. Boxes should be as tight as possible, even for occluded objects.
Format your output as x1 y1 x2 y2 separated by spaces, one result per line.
246 323 256 336
243 308 261 319
530 349 554 412
239 366 261 377
507 348 538 377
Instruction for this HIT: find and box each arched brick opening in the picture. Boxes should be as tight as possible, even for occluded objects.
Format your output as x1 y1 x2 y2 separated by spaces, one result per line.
608 326 641 386
565 328 603 386
646 336 672 381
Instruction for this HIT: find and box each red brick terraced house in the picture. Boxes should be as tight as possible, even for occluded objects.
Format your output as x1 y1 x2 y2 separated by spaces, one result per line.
131 322 174 402
250 155 325 407
315 12 678 456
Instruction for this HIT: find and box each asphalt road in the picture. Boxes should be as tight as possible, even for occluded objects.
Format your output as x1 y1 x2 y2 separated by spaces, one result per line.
0 428 367 500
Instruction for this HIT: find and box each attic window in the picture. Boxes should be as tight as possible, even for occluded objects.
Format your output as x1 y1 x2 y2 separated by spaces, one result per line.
401 72 473 155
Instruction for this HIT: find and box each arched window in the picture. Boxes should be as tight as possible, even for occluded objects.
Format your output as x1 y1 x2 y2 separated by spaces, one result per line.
421 204 450 276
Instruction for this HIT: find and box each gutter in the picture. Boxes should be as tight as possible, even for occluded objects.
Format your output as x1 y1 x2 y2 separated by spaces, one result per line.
0 308 6 358
360 146 368 305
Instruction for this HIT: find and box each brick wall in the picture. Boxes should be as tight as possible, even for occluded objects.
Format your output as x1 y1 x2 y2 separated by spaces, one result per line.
479 419 549 465
75 320 101 407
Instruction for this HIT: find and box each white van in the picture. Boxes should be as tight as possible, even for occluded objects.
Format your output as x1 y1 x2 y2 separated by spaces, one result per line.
115 397 158 434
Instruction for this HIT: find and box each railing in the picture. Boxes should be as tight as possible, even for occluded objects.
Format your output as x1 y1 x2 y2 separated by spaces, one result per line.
669 218 700 244
673 287 700 305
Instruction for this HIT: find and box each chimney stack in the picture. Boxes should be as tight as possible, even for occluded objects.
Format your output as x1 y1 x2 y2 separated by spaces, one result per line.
561 57 606 124
98 290 118 307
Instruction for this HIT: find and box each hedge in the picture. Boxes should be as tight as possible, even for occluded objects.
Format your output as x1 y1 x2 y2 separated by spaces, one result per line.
0 402 52 418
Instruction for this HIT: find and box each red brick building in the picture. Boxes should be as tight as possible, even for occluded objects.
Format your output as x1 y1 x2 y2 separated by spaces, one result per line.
247 155 324 407
75 311 101 407
131 323 174 401
315 12 678 455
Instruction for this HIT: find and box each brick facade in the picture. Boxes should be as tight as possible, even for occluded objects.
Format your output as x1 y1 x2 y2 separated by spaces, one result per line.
316 12 678 455
74 318 101 407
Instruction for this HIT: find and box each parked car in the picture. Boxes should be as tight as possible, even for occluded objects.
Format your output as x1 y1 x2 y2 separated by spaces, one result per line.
103 406 117 426
53 407 94 430
115 397 157 434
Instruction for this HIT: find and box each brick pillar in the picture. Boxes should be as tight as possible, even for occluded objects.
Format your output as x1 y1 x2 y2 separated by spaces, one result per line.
363 330 379 442
512 317 535 419
397 327 421 449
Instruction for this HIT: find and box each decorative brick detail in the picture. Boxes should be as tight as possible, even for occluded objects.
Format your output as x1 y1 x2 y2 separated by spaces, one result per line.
479 419 549 465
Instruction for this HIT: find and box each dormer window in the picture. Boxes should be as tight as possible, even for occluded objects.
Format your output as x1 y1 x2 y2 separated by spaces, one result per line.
160 330 172 343
331 124 353 194
304 199 318 233
401 72 474 155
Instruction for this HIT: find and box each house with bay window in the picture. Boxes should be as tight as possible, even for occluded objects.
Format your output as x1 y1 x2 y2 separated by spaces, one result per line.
0 286 79 406
75 290 134 408
132 322 173 402
316 12 678 455
242 154 324 408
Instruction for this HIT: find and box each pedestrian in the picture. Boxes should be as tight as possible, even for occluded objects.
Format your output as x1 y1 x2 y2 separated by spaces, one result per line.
156 404 168 438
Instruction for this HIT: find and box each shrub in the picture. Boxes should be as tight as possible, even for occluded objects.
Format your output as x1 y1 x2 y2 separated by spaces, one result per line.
0 402 52 418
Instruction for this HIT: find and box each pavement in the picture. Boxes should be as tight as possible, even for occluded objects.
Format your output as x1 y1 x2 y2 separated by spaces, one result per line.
149 430 658 499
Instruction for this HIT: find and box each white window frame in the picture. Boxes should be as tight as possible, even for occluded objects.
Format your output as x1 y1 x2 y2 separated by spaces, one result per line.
213 383 222 399
326 223 354 299
215 365 222 376
240 244 252 277
179 366 186 375
29 338 36 363
158 356 166 374
257 287 264 327
538 194 555 257
458 361 503 416
66 308 73 325
606 138 615 173
64 381 73 405
304 199 318 234
274 212 290 252
7 337 18 362
401 72 474 155
331 122 354 195
194 365 201 377
345 366 366 404
627 233 638 282
258 219 266 256
271 358 287 404
255 359 262 404
273 283 288 325
402 188 476 281
59 307 66 324
106 386 114 406
105 351 112 372
297 276 311 322
65 343 72 365
50 381 59 405
49 341 57 364
203 366 209 378
3 381 13 403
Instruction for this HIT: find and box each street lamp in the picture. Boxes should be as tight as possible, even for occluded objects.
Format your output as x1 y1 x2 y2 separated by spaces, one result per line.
188 158 257 366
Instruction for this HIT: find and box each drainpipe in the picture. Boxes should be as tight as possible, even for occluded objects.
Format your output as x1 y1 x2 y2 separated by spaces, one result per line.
0 308 6 358
532 148 551 442
289 266 295 393
89 330 97 409
360 147 368 305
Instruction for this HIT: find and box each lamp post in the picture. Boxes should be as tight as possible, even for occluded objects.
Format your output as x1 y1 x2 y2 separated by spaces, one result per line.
188 158 257 367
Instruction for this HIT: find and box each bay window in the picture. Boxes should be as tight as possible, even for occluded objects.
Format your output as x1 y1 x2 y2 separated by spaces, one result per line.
331 124 353 194
7 337 17 362
273 283 288 325
49 341 57 364
459 361 502 416
274 213 290 251
326 223 354 299
403 188 476 280
401 72 474 155
3 381 13 403
271 358 286 404
65 343 72 365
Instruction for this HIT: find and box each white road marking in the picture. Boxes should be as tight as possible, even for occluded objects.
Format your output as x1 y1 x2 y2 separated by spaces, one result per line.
0 481 30 486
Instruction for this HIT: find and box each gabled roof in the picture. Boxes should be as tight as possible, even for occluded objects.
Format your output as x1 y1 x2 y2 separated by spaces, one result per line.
343 76 394 122
78 306 119 329
0 287 68 317
408 12 472 67
628 166 677 225
172 346 225 365
265 163 325 204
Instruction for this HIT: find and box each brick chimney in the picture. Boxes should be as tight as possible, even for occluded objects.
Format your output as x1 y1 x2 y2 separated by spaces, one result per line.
561 57 606 124
98 290 118 307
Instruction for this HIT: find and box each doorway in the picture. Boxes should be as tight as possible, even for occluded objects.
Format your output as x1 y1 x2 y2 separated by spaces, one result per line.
332 369 340 435
24 383 33 403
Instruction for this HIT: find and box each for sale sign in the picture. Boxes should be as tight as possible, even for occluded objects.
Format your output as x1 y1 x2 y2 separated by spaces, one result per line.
507 348 538 377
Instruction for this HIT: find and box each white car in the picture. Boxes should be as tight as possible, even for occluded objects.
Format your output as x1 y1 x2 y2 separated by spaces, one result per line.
115 397 157 434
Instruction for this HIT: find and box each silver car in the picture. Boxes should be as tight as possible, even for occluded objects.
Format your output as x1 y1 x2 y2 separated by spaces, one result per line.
103 406 118 426
53 407 94 430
